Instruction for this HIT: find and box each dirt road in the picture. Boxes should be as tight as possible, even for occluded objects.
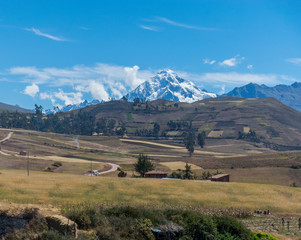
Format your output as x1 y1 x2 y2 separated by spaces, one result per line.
98 163 120 175
0 132 13 156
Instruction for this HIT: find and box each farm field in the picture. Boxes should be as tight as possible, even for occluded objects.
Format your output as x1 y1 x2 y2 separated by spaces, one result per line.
0 169 300 215
0 125 301 239
0 128 301 186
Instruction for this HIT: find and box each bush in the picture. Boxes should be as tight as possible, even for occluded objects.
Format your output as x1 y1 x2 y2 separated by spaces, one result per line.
39 230 74 240
63 205 254 240
52 162 63 168
254 232 279 240
63 204 102 230
118 170 127 177
214 215 253 240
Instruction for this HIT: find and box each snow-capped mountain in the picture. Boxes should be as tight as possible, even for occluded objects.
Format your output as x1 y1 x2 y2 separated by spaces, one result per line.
125 69 216 102
44 99 102 115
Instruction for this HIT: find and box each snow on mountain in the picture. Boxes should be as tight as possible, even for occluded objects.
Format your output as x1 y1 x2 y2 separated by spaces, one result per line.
44 99 102 115
125 69 216 102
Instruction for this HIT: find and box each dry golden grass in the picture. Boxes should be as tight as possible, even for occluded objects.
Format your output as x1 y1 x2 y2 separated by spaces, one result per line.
42 155 101 164
0 170 300 214
208 130 224 138
160 161 203 170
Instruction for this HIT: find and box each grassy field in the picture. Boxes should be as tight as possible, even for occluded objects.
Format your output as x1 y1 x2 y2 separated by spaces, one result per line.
0 170 300 215
1 128 301 186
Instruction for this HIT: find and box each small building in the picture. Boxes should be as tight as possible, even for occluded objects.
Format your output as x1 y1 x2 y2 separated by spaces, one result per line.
211 174 230 182
145 171 168 179
19 150 27 156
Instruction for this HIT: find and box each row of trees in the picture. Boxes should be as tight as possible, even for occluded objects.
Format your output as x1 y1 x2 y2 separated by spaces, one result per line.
184 131 206 156
134 122 160 138
0 106 120 136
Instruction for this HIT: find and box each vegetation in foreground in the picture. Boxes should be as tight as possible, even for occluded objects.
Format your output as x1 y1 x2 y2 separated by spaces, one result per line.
63 204 255 240
3 205 271 240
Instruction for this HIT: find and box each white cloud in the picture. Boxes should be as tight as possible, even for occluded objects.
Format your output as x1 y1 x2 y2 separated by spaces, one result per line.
24 27 68 41
40 89 83 106
23 83 39 97
179 71 295 86
218 85 226 95
247 65 253 70
139 25 160 32
54 90 83 105
85 81 110 101
11 67 50 83
124 65 145 88
9 63 153 106
219 56 245 67
286 58 301 65
156 17 216 31
203 59 216 65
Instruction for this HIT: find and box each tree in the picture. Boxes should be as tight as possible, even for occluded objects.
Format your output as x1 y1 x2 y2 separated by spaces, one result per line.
184 131 195 156
34 104 43 116
197 131 206 148
134 153 154 177
153 122 160 138
183 162 193 179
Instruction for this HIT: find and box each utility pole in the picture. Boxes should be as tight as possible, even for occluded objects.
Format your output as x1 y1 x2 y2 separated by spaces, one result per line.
27 151 29 176
90 159 93 176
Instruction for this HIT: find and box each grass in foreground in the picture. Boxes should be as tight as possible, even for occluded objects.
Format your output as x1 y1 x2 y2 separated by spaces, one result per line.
0 170 300 214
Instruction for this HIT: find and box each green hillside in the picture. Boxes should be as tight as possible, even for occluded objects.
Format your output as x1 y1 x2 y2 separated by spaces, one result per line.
66 97 301 148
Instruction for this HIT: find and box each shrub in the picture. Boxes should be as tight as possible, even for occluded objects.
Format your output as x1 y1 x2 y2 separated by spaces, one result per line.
118 170 127 177
254 232 279 240
52 162 63 168
214 215 253 240
39 230 74 240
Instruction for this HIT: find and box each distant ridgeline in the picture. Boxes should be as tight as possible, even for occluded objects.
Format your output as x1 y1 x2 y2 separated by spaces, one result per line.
223 82 301 112
1 97 301 150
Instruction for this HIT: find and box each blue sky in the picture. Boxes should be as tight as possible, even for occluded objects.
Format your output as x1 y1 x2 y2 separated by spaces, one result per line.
1 0 301 109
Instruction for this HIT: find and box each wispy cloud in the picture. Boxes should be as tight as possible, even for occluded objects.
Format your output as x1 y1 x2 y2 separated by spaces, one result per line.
219 55 245 67
203 59 216 65
286 58 301 66
156 17 216 31
24 27 68 41
179 71 297 88
40 89 83 106
247 65 253 70
139 25 160 32
79 26 91 30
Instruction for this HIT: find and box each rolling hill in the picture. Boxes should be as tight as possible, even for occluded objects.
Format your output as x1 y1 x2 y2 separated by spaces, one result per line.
66 97 301 148
0 102 33 113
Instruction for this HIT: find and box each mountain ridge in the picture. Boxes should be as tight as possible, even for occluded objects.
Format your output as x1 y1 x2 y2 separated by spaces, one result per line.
0 102 33 113
223 82 301 111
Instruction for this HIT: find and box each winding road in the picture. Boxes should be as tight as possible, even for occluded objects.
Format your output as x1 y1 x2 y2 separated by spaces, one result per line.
98 163 120 175
0 132 13 156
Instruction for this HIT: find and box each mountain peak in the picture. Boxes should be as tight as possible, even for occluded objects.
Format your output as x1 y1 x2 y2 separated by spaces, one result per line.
125 70 216 103
157 69 178 76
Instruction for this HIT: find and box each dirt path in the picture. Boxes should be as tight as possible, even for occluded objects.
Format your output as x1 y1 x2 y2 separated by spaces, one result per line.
0 132 13 143
98 163 120 175
120 138 228 156
0 132 13 156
